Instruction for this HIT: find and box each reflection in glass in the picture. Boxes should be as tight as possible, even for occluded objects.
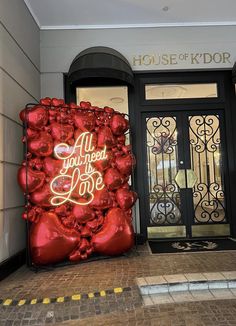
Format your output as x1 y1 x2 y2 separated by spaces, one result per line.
145 83 218 100
189 115 225 223
146 116 183 226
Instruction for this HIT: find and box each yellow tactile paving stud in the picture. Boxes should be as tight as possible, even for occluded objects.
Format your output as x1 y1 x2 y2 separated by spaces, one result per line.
56 297 64 303
18 299 26 306
71 294 81 301
30 299 37 305
3 299 12 306
88 293 94 299
42 298 51 304
100 290 106 297
114 287 123 293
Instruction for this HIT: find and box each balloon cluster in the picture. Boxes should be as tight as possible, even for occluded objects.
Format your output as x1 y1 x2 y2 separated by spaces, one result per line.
18 97 137 265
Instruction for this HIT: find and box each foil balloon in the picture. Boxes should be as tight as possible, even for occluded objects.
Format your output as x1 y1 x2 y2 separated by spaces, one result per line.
20 105 48 130
30 212 80 265
115 154 135 176
116 188 137 210
43 157 62 177
28 132 54 157
90 188 113 210
18 166 45 193
92 208 134 256
74 111 95 131
104 168 124 190
97 126 115 148
50 122 74 142
72 205 96 223
110 114 129 135
30 183 52 207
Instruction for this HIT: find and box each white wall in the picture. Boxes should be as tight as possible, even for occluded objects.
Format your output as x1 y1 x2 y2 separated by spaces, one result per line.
40 26 236 98
0 0 40 263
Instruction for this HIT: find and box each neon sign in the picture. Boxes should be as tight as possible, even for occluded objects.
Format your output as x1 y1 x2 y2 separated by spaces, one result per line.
50 132 107 206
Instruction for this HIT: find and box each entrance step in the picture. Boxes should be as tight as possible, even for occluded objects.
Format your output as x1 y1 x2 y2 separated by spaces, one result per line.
136 271 236 305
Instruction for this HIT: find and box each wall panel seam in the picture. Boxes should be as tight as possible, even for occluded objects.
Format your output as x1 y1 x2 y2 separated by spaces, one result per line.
0 206 24 212
0 161 22 167
0 67 39 102
0 112 22 127
0 21 40 73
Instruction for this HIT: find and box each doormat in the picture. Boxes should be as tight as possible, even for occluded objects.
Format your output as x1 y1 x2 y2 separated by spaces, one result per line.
148 238 236 254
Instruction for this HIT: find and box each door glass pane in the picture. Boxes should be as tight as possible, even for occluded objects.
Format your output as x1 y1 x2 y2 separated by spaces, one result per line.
76 86 128 114
145 83 217 100
188 114 226 224
146 116 183 227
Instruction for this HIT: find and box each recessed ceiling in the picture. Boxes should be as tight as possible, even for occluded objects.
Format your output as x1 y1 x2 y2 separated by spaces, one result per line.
24 0 236 30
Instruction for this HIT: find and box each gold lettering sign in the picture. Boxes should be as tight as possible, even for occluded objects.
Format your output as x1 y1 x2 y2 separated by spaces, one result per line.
132 52 231 67
50 132 107 206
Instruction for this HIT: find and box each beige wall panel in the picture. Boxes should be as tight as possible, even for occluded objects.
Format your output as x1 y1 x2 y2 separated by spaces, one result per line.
40 26 236 73
0 164 3 210
4 118 23 164
41 73 64 99
0 0 40 69
0 69 36 123
0 115 3 161
0 208 25 263
4 164 24 209
0 25 40 100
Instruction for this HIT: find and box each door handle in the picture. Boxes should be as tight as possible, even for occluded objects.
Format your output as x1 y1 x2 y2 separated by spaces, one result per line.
175 169 197 189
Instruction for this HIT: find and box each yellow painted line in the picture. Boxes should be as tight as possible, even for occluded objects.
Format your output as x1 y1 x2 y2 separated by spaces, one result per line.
30 299 37 305
114 287 123 293
71 294 81 301
88 293 94 299
56 297 64 303
100 290 106 297
18 300 26 306
43 298 50 304
3 299 12 306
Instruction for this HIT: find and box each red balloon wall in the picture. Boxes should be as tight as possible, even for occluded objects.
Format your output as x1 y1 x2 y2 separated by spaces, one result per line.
18 98 137 265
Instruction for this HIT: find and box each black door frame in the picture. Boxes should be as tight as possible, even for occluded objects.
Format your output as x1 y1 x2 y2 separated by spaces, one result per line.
130 70 236 242
141 109 229 239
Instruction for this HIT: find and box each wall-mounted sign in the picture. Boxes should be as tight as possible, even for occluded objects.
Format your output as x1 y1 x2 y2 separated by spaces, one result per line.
50 132 107 206
132 51 231 68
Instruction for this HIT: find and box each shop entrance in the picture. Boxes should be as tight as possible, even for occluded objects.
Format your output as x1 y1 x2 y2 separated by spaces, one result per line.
132 71 235 241
143 110 229 239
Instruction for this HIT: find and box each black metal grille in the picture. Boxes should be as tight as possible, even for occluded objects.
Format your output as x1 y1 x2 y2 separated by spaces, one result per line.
189 115 226 223
146 117 182 225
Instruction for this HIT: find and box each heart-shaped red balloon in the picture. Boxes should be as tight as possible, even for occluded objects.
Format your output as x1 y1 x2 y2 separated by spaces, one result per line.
18 166 45 193
90 188 113 209
30 183 52 207
20 106 48 130
92 208 134 256
93 150 113 171
116 188 137 210
28 132 54 157
110 114 129 135
115 154 135 176
40 97 51 106
30 212 80 265
104 168 124 190
50 122 74 142
97 126 115 149
74 111 95 131
72 205 95 223
43 157 62 177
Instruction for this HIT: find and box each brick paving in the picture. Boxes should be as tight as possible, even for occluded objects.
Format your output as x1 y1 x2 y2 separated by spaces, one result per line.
1 244 236 325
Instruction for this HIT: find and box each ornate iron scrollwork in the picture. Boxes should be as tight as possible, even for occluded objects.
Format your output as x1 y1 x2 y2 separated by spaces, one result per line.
189 115 226 223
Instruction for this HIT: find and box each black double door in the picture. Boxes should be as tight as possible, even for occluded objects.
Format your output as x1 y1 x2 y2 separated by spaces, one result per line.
142 109 230 239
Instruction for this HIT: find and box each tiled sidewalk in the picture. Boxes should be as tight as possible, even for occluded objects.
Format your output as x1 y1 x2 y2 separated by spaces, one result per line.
1 244 236 325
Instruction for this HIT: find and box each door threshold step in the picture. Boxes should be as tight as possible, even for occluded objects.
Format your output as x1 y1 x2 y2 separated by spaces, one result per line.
136 271 236 295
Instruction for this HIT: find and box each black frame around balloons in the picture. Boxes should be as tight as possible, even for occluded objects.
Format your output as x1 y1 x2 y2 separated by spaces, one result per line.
22 102 138 271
